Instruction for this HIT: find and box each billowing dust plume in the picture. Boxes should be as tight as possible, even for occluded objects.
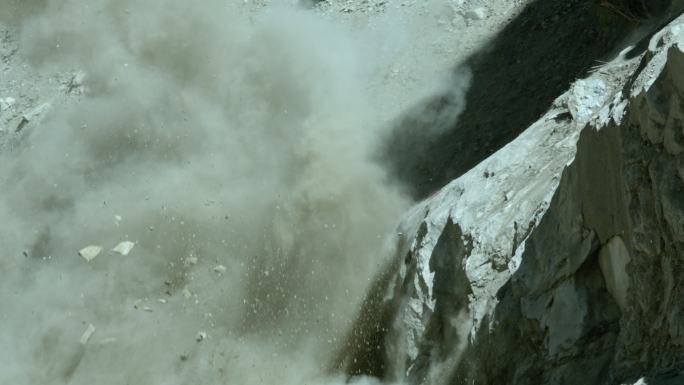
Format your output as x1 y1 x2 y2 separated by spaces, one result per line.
0 1 467 384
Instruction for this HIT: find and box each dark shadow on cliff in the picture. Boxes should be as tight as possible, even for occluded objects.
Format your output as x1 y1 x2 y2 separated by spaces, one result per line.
445 248 621 385
380 0 641 199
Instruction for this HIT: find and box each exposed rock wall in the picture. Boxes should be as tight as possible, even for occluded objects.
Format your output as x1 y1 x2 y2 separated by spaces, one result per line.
341 13 684 385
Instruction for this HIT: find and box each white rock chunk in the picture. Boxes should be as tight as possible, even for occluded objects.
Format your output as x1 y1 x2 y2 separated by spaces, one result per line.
213 265 227 273
79 246 103 261
195 331 207 342
97 337 117 345
185 256 198 265
464 7 488 20
112 241 135 256
599 236 631 311
79 324 96 345
567 78 609 124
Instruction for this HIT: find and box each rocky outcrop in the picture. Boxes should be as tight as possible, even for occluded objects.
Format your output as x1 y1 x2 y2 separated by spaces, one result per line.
341 13 684 385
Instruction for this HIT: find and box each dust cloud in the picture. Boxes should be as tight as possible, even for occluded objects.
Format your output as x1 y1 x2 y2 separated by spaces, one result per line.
0 1 466 384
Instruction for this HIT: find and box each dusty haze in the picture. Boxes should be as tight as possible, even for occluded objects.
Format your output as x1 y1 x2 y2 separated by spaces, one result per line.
0 1 469 384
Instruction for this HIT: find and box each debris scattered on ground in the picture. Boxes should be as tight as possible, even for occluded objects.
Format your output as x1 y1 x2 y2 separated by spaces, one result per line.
16 102 51 132
111 241 135 256
61 70 87 95
79 324 96 345
78 245 103 261
0 97 15 112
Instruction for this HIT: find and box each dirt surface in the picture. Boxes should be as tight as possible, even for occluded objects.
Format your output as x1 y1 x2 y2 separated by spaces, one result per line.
0 22 82 152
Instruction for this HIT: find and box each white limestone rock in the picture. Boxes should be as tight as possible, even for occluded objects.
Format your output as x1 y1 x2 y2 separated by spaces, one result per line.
599 236 631 311
79 245 103 261
111 241 135 256
463 7 488 20
79 324 96 345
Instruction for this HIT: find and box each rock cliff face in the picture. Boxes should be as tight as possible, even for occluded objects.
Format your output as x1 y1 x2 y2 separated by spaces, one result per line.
341 13 684 385
4 1 684 384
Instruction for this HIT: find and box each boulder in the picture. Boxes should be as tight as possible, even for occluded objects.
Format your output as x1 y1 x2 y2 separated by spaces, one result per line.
340 13 684 385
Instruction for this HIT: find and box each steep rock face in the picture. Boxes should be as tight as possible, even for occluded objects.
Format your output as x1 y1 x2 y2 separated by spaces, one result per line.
342 14 684 385
616 22 684 381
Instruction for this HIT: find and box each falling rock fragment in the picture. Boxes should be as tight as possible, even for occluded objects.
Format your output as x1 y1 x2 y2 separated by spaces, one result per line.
79 324 96 345
185 256 198 265
16 102 51 132
112 241 135 256
464 7 488 20
599 237 631 311
196 331 207 342
79 246 103 261
567 78 609 124
0 97 15 112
